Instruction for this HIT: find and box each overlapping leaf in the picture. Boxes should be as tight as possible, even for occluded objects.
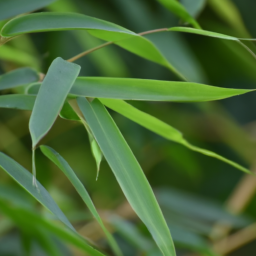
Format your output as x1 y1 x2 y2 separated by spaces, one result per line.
29 57 80 148
26 77 253 102
77 98 176 256
0 152 74 230
0 12 136 41
157 0 201 29
0 68 39 90
100 99 250 174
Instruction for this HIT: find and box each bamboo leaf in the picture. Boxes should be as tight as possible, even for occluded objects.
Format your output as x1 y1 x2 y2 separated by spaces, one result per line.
0 68 39 90
77 97 176 256
169 27 238 40
29 57 80 149
1 12 136 41
40 145 122 256
0 152 74 231
70 77 252 102
26 77 253 102
157 0 201 29
0 200 106 256
0 0 57 21
100 99 251 174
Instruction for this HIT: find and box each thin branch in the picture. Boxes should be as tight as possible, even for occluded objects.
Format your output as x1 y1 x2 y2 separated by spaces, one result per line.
67 28 168 63
67 41 113 63
237 40 256 60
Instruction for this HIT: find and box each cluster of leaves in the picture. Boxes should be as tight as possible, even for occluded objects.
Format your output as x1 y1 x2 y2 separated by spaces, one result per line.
0 0 256 256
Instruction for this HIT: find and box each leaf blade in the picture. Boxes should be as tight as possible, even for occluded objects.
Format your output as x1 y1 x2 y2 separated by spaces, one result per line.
70 77 252 102
77 97 176 256
0 152 74 231
0 68 39 91
1 12 136 40
100 98 251 174
40 145 122 256
29 57 80 148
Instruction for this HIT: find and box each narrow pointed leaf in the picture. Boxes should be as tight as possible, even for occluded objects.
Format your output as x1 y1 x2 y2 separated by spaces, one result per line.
61 100 103 177
169 27 238 40
0 152 74 231
0 0 57 21
88 33 185 80
157 0 201 29
29 57 80 148
0 68 39 90
26 78 253 102
100 99 251 174
70 77 252 102
1 12 136 41
77 97 176 256
40 145 122 256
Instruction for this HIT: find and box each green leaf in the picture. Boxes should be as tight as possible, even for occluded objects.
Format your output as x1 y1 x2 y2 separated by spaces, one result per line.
40 145 122 256
70 77 251 102
0 0 57 21
59 101 80 121
29 57 80 149
0 200 106 256
100 99 251 174
0 68 39 90
90 33 186 80
26 77 253 102
1 12 136 40
0 94 35 110
169 27 238 40
157 0 201 29
77 97 176 256
0 152 74 231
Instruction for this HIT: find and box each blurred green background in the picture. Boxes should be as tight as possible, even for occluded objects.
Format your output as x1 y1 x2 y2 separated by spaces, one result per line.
1 0 256 255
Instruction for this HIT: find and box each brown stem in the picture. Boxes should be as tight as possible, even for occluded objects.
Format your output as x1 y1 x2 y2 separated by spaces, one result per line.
67 28 168 63
67 41 113 62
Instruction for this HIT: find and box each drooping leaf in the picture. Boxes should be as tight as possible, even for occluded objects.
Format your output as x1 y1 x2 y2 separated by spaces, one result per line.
70 77 252 102
91 33 186 80
0 152 74 231
0 0 57 21
29 57 80 148
62 100 103 179
40 145 122 256
0 68 39 90
77 97 176 256
100 99 251 174
0 12 136 41
157 0 201 29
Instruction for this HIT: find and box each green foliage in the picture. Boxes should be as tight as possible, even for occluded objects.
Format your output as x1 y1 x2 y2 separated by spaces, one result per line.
0 0 256 255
